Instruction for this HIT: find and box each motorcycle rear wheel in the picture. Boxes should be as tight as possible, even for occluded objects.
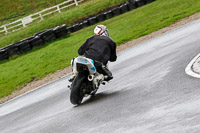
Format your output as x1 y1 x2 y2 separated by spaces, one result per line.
70 72 86 105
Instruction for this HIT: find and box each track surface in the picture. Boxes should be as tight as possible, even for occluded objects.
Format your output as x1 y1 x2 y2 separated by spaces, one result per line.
1 19 200 133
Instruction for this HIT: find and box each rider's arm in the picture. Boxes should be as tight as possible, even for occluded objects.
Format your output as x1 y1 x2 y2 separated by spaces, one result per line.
110 42 117 62
78 39 89 55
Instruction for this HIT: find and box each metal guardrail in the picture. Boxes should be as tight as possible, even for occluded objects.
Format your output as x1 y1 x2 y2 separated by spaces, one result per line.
0 0 84 35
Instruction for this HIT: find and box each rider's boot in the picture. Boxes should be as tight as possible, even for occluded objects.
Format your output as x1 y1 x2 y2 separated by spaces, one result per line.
93 74 104 88
102 65 113 81
68 71 78 82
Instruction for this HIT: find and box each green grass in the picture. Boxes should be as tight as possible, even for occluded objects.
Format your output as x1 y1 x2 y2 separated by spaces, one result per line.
0 0 128 48
0 0 200 99
0 0 69 25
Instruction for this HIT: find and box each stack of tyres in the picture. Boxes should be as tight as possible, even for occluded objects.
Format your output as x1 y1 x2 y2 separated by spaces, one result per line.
145 0 154 4
127 1 137 10
67 26 74 33
79 20 89 29
73 24 80 32
96 13 106 22
16 40 32 53
120 3 129 13
0 49 8 61
53 24 68 38
135 0 145 7
29 36 44 47
4 44 20 57
88 16 97 25
36 29 56 43
111 7 121 16
104 10 113 19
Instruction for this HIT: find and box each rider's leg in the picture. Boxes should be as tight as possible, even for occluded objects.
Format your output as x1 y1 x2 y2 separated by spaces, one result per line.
93 73 104 88
101 64 113 81
92 62 105 88
68 58 78 82
94 61 113 81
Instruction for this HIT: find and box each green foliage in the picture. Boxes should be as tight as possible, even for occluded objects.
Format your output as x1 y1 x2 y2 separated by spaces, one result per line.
0 0 200 98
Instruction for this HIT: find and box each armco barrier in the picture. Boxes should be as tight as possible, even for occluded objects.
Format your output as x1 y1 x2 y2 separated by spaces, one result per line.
0 0 156 61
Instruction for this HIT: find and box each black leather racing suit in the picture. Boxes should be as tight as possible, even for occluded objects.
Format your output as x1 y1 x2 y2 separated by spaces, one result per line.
78 35 117 80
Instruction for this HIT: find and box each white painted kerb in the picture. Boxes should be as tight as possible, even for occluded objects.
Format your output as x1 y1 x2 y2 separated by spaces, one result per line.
185 53 200 78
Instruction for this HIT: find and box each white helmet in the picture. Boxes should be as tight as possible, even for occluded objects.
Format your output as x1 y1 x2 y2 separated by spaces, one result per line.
94 25 109 37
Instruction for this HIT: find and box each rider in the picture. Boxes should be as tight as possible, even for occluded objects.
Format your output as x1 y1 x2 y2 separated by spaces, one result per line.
69 25 117 86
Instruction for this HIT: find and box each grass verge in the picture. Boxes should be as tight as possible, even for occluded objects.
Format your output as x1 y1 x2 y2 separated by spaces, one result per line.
0 0 128 48
0 0 200 99
0 0 67 25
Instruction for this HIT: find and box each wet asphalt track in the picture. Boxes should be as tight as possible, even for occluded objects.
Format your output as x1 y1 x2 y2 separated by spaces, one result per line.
1 19 200 133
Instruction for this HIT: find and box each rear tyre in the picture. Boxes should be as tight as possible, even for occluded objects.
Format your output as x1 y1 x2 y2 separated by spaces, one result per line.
70 72 86 105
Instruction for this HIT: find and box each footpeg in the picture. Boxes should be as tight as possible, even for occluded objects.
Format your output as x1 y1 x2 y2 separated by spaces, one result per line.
68 85 71 90
104 76 108 80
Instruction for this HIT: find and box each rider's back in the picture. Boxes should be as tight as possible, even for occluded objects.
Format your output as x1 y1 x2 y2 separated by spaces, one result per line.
78 35 117 65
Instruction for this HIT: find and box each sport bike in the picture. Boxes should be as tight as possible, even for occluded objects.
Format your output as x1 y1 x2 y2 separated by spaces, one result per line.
68 56 106 105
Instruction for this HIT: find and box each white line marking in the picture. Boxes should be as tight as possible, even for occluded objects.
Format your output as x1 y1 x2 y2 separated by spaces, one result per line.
185 53 200 78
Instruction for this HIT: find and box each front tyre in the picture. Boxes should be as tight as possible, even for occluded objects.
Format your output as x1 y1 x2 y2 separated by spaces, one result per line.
70 72 86 105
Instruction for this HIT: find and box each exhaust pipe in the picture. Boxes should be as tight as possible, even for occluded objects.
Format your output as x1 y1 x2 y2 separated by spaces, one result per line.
88 75 94 81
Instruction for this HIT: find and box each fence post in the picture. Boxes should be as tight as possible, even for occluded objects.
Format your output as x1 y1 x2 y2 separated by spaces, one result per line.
22 20 26 27
57 5 61 13
74 0 78 6
39 13 44 20
0 0 85 35
4 26 8 34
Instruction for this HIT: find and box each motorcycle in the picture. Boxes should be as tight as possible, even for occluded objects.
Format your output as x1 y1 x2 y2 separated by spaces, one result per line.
68 56 106 105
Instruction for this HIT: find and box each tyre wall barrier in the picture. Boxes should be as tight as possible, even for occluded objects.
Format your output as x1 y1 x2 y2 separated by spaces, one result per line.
120 3 129 13
72 23 81 32
0 49 8 60
4 44 20 57
96 13 106 22
127 1 137 10
36 29 57 43
0 0 155 61
16 40 32 53
112 7 121 16
52 24 68 38
29 36 44 47
145 0 154 4
104 10 113 19
135 0 145 7
79 20 89 29
67 26 74 33
88 16 97 25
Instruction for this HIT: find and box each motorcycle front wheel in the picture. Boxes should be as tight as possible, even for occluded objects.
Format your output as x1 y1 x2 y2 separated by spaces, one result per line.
70 72 86 105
